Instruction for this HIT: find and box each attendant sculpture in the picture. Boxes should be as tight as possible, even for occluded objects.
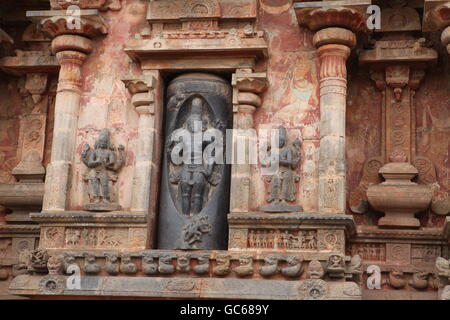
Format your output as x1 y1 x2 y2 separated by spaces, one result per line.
81 129 126 211
261 125 302 212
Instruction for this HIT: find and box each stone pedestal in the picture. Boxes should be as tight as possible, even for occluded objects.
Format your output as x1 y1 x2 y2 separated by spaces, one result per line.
367 163 432 229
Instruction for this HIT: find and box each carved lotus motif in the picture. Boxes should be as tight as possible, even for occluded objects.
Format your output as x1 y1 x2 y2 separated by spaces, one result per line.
296 7 366 32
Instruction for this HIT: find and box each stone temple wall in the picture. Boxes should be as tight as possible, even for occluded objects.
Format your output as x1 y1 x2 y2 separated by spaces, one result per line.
0 0 449 300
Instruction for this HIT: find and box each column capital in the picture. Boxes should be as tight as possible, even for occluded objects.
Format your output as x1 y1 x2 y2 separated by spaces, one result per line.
52 34 93 55
316 44 352 80
26 9 107 39
313 27 356 49
232 72 268 94
122 75 157 115
232 72 267 113
294 1 370 33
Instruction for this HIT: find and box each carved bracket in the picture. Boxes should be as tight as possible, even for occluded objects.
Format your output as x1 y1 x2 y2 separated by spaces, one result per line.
122 75 157 115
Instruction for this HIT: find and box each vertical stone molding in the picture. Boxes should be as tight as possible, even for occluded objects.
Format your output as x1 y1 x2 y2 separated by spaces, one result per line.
12 73 49 182
26 10 108 212
230 70 267 213
123 75 157 213
315 39 353 214
295 4 367 214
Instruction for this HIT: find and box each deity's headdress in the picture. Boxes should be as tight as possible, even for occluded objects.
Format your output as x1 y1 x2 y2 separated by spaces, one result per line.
186 97 204 131
95 129 112 149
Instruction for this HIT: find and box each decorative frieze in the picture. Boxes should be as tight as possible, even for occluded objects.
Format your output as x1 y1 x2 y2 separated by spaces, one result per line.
15 249 363 284
247 230 317 250
228 213 353 254
31 212 148 250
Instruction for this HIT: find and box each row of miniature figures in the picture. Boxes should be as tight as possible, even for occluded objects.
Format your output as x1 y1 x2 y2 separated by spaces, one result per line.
22 249 362 281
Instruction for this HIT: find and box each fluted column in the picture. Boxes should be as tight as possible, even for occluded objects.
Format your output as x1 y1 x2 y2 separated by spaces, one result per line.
27 11 108 212
230 70 267 213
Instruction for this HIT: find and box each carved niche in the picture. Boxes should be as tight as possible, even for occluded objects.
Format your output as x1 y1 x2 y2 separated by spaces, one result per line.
81 129 126 211
158 73 232 250
351 1 449 224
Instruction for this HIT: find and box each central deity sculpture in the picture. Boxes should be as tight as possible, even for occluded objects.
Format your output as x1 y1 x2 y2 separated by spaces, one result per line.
261 125 302 213
169 97 216 216
158 73 232 250
81 129 126 211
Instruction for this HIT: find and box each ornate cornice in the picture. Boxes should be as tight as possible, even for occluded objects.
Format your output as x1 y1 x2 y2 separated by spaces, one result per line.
0 224 40 234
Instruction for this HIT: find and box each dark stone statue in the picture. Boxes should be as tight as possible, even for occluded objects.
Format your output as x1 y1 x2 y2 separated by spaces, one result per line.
261 125 302 213
169 97 216 216
81 128 126 211
158 73 231 250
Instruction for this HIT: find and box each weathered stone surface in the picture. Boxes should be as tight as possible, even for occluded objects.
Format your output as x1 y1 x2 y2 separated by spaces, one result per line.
158 73 232 250
0 0 448 301
9 274 362 300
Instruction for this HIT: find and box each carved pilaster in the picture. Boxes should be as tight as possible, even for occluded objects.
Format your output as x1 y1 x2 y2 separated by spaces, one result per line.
229 70 267 213
25 10 107 212
353 2 449 223
315 42 352 215
12 73 50 182
296 3 367 214
123 75 157 213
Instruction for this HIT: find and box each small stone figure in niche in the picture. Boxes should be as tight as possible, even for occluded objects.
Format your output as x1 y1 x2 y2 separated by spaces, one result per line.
261 125 302 213
81 129 126 211
168 97 219 216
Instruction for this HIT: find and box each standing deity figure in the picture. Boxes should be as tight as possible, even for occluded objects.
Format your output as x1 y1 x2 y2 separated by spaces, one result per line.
168 97 218 216
158 73 231 250
81 129 126 211
261 125 302 213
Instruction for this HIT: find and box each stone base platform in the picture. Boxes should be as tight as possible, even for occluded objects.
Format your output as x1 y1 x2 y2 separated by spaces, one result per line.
9 274 361 300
